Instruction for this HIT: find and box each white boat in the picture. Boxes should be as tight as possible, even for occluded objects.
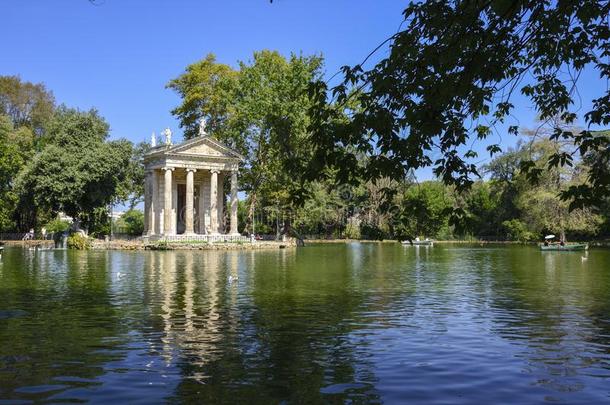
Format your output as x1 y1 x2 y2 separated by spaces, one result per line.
401 239 433 246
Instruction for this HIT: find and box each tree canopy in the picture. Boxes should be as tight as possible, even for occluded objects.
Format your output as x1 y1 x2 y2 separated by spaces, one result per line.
0 75 54 136
16 107 133 229
168 50 324 231
0 116 34 230
308 1 610 209
0 75 146 234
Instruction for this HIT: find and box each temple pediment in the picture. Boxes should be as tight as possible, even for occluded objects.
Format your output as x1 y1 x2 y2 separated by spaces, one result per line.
143 131 242 238
167 136 243 159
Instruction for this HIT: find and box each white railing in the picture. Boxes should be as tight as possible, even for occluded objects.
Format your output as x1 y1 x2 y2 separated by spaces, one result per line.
149 234 250 243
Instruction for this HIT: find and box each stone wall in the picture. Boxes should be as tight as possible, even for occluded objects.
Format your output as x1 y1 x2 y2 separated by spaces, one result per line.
0 240 54 248
91 238 296 251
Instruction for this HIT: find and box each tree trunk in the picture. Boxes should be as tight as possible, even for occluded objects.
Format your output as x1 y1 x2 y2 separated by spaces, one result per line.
281 214 305 246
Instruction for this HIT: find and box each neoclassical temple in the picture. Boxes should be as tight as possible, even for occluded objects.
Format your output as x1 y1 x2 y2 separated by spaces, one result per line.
143 123 245 241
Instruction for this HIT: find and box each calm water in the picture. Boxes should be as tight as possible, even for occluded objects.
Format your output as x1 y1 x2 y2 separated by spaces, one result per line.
0 243 609 404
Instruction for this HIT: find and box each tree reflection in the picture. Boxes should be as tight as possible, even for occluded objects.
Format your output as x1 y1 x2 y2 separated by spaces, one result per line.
3 244 608 402
484 247 610 395
0 248 124 401
138 246 414 403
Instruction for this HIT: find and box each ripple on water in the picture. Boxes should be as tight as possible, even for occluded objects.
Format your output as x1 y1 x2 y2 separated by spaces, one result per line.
1 246 610 403
13 384 68 394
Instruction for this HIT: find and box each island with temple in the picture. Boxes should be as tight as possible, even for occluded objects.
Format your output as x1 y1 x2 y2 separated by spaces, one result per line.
143 121 244 243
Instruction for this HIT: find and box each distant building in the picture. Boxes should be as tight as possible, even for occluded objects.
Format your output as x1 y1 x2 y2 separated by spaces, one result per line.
110 211 124 220
58 212 73 223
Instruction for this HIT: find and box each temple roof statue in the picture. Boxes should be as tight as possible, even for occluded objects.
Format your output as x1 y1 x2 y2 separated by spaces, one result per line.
198 118 207 136
163 128 172 145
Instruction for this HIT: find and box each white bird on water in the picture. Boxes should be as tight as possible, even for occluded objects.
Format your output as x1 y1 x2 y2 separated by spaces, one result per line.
116 272 124 280
228 275 238 284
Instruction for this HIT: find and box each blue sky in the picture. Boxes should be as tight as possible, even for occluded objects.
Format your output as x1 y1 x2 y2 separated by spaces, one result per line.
2 1 607 178
2 0 406 145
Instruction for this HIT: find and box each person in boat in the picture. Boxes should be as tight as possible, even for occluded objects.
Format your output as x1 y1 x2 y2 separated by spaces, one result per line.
544 240 549 246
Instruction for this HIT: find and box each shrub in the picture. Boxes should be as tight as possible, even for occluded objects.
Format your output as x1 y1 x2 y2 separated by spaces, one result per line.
67 233 91 250
360 222 387 240
502 219 536 242
115 209 144 236
44 218 71 234
151 241 171 250
343 221 361 239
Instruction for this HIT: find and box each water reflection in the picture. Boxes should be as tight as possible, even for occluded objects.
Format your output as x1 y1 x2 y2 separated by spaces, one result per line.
485 248 610 401
0 245 609 403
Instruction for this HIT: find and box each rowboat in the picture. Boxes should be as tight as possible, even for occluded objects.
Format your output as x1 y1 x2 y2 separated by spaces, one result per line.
401 240 433 246
540 243 588 251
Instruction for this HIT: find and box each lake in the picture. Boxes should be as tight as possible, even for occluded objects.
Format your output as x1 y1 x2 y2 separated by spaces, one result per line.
0 243 609 403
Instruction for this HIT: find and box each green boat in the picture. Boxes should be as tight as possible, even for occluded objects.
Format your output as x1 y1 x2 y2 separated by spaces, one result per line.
540 243 588 251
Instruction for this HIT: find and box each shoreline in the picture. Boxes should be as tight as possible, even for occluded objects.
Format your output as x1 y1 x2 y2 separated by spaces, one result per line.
3 238 609 250
0 239 296 250
305 239 610 247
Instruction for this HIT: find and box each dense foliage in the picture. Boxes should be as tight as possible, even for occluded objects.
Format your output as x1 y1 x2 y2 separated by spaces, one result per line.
268 135 608 241
308 0 610 211
169 48 610 242
168 50 323 233
66 233 91 250
5 10 610 243
0 76 145 235
115 209 145 236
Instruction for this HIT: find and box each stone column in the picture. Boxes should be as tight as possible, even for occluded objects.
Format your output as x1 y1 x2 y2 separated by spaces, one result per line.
151 170 158 235
210 169 219 234
198 182 206 234
230 170 239 235
217 172 224 233
163 167 174 235
185 168 196 234
143 171 151 235
172 181 178 234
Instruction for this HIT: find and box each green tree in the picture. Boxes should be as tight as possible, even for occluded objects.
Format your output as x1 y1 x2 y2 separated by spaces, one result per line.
581 130 610 236
115 141 149 209
0 115 35 231
167 54 239 140
483 143 529 231
501 219 536 242
0 75 55 136
43 217 71 234
491 135 603 240
115 209 144 236
16 107 132 232
308 1 610 209
458 181 501 238
397 181 454 239
293 181 347 237
516 188 602 239
168 50 324 232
